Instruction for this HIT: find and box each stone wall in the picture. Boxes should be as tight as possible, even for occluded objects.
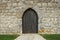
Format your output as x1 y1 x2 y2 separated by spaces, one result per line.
0 0 60 34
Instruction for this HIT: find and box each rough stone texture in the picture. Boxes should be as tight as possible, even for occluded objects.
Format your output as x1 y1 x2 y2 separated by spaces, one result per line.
15 34 46 40
0 0 60 34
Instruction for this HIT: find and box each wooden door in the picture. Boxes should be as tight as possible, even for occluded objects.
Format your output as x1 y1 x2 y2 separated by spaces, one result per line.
22 8 38 33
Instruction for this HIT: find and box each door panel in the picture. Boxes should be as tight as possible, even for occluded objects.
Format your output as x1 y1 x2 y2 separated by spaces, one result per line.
22 8 38 33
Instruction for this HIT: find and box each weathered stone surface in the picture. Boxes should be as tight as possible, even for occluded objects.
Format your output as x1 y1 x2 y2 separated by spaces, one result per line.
0 0 60 34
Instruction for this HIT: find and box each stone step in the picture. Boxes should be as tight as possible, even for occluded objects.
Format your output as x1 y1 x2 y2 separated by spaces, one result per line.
15 34 46 40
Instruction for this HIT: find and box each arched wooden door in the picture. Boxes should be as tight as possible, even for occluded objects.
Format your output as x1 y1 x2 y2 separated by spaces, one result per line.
22 8 38 33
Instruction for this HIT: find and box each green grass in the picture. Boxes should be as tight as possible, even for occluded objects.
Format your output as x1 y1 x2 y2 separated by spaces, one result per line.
0 34 60 40
40 34 60 40
0 35 19 40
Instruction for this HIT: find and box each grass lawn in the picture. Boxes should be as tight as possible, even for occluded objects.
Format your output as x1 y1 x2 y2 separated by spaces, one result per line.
40 34 60 40
0 35 19 40
0 34 60 40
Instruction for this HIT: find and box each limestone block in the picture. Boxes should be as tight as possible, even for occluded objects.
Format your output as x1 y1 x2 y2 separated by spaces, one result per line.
6 7 11 10
0 10 2 13
7 3 12 7
42 3 47 7
57 28 60 34
37 3 41 7
12 3 17 7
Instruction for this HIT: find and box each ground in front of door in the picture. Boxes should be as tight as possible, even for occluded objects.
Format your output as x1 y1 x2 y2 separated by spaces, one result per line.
15 34 46 40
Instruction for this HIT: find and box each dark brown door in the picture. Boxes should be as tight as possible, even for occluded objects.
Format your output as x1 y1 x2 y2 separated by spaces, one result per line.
22 8 38 33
